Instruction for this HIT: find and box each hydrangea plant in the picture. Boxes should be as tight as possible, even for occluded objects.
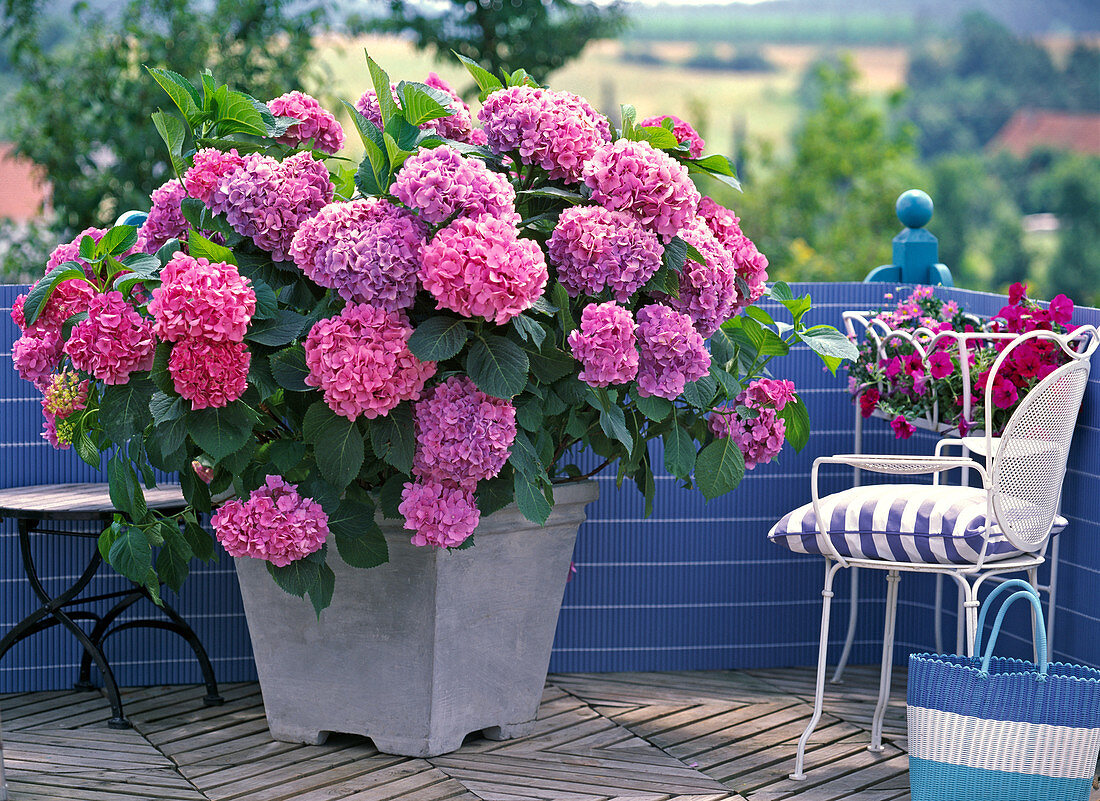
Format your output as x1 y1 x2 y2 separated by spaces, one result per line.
10 56 855 611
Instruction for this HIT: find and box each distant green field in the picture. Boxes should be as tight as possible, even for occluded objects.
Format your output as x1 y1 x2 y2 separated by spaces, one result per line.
625 8 919 45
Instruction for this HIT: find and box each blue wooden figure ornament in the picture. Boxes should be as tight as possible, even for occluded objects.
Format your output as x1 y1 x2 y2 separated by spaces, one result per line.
864 189 953 286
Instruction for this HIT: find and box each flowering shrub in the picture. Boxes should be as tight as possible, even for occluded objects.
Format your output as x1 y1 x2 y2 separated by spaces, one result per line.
11 58 855 610
847 283 1078 438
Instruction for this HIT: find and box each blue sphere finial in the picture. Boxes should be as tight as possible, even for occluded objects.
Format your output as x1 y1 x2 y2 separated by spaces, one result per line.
896 189 933 229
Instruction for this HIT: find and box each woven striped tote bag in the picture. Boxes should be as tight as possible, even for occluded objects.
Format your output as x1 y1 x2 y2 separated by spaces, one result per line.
908 580 1100 801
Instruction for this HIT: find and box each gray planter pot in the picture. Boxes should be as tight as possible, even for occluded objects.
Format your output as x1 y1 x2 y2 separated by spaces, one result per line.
234 479 598 757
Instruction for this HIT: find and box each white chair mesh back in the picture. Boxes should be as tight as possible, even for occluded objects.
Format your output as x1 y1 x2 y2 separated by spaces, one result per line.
990 360 1090 551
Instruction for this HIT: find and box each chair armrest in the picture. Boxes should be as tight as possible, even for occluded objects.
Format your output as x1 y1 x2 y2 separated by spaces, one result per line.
815 454 989 482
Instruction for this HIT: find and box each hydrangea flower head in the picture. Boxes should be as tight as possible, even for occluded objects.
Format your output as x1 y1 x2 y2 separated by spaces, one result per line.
291 199 425 310
635 303 710 399
212 475 330 567
548 206 662 301
390 145 516 225
412 375 517 490
698 196 769 311
741 378 797 412
399 480 480 548
479 86 612 183
421 73 484 145
420 215 548 324
184 148 244 205
708 379 796 469
354 83 401 130
304 303 435 420
582 139 700 240
42 371 90 417
268 91 345 155
568 302 639 387
149 252 256 343
639 114 705 158
169 338 251 410
13 277 95 342
12 330 63 390
64 291 156 384
665 218 738 336
46 227 109 276
136 180 189 253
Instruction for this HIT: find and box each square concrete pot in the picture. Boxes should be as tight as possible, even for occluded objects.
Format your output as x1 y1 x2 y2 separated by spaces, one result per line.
234 479 597 757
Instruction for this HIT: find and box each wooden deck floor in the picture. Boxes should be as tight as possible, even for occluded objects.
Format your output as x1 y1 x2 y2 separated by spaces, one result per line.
1 666 1095 801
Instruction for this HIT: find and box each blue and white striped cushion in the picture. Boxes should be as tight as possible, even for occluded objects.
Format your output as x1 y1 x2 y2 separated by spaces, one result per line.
768 484 1067 565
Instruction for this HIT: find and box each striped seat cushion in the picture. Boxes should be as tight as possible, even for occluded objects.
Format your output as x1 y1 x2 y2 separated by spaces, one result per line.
768 484 1067 565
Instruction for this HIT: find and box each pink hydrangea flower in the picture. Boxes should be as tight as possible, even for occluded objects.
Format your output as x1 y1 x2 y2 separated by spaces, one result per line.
291 199 425 310
148 252 256 343
583 139 700 240
208 151 333 262
665 218 738 336
45 227 109 276
420 215 548 324
354 83 401 129
212 475 329 567
635 303 710 399
184 148 245 205
390 145 516 225
304 303 435 420
421 73 485 145
412 376 517 490
42 371 90 417
169 338 251 410
41 408 68 450
479 86 612 183
14 278 96 339
697 196 769 311
398 480 480 548
548 206 662 301
64 291 156 384
568 302 639 387
741 378 797 412
136 179 189 253
12 330 63 389
708 379 795 469
268 91 345 155
639 114 705 158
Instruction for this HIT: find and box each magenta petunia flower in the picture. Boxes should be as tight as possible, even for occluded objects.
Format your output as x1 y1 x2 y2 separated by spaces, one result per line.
890 415 916 439
212 475 329 567
419 214 548 324
479 86 612 183
290 199 425 310
268 91 345 155
390 145 517 225
148 252 256 343
412 375 517 490
568 302 639 387
665 218 738 336
634 303 710 399
548 206 662 302
64 291 156 384
582 139 700 240
398 480 480 548
136 180 189 254
169 338 251 410
303 303 436 420
639 114 705 158
184 148 245 206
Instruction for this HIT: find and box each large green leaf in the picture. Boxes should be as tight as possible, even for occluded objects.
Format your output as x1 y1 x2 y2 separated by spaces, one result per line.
108 524 153 584
22 265 88 327
368 403 415 474
456 53 504 100
778 394 810 453
186 402 254 460
513 470 552 526
407 316 468 362
107 454 147 521
663 425 696 480
631 390 673 422
681 373 718 409
303 402 364 491
308 563 336 617
798 324 859 374
156 523 192 593
466 336 529 400
101 380 155 443
365 53 399 127
215 90 269 136
271 345 311 392
695 437 746 500
187 229 235 265
145 67 200 121
266 558 321 598
246 309 307 347
152 110 188 176
396 81 454 126
330 498 388 569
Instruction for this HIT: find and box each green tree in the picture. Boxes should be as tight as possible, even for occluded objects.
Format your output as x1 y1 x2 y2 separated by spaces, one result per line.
364 0 627 82
1045 155 1100 308
734 57 924 282
1 0 330 235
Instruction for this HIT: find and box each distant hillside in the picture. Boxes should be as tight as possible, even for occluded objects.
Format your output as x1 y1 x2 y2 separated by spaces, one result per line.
625 0 1100 43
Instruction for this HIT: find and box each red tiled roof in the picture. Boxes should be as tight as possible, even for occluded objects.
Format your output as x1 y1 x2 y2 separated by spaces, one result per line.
0 143 50 221
989 110 1100 157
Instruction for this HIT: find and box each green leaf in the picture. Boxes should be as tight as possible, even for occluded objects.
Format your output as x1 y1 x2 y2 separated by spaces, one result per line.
476 474 514 517
681 373 718 409
641 264 681 298
330 499 388 569
108 525 153 584
101 380 155 443
455 53 504 99
308 563 336 617
396 81 455 126
368 402 415 474
98 521 123 563
513 470 552 526
798 324 859 374
183 518 215 562
303 402 364 491
696 437 746 500
378 474 405 519
663 425 696 479
685 154 742 191
527 343 575 384
662 237 688 273
708 325 737 365
407 316 468 362
632 391 672 422
778 395 810 452
597 401 633 454
152 110 188 176
271 345 311 392
153 416 188 460
187 229 235 265
246 309 307 347
23 265 88 327
247 354 280 401
620 103 637 138
150 391 185 424
156 524 192 593
75 427 100 468
466 336 529 399
97 226 138 258
515 395 544 431
215 90 269 137
107 454 148 521
366 54 398 127
507 429 545 480
266 558 321 598
186 402 254 460
770 281 794 301
145 67 200 120
510 314 546 347
633 125 681 149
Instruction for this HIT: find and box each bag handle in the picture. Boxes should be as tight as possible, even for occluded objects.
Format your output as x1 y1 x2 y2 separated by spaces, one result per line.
973 579 1039 655
980 589 1049 677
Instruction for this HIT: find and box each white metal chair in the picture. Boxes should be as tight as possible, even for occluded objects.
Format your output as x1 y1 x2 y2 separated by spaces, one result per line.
768 326 1098 780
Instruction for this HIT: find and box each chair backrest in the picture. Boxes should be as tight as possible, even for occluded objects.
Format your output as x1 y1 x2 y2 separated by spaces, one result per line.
987 328 1097 552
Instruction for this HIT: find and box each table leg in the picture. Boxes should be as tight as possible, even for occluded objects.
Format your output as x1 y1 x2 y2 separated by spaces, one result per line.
75 590 144 690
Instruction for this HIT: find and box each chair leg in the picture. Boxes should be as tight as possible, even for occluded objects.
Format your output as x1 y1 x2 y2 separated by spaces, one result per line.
963 580 980 657
790 560 844 781
1046 539 1059 657
933 573 945 654
831 567 859 684
955 581 966 655
869 570 901 753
